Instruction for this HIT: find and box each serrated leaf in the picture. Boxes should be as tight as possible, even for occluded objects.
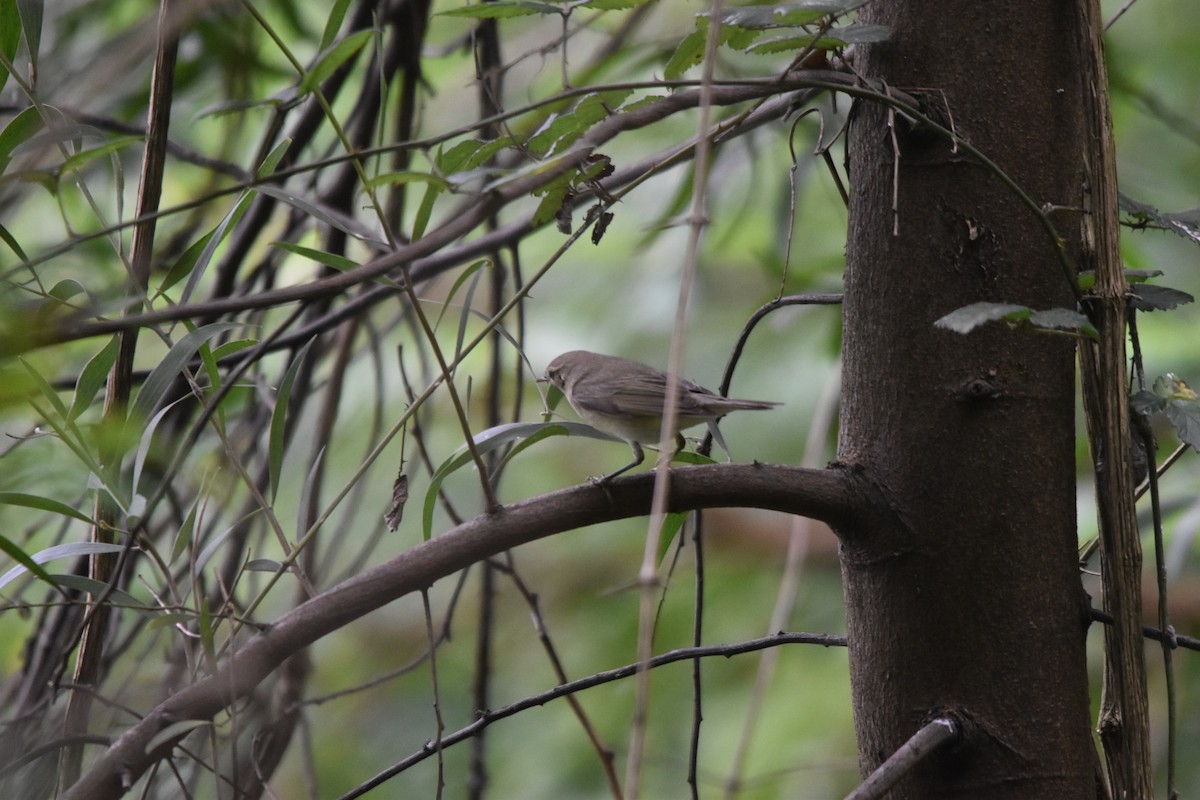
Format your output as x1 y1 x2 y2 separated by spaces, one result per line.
68 335 120 421
131 322 240 423
934 302 1029 334
298 29 374 96
1119 193 1200 244
1026 307 1094 332
1129 389 1163 416
1165 399 1200 451
664 27 708 79
1130 283 1194 312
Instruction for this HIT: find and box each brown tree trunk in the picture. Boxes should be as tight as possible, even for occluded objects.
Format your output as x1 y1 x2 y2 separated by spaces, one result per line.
838 1 1100 797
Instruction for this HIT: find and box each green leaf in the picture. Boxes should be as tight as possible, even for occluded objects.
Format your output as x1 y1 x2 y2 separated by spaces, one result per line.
0 0 21 95
434 259 491 331
298 28 374 96
664 27 707 80
268 338 316 501
68 335 120 421
145 719 211 756
59 135 142 176
424 422 621 540
15 0 42 67
0 105 44 175
0 541 125 592
131 322 241 423
180 194 255 303
255 184 385 247
0 532 59 589
580 0 643 8
319 0 355 50
0 491 93 527
257 137 292 177
272 241 359 271
0 221 28 263
438 2 556 19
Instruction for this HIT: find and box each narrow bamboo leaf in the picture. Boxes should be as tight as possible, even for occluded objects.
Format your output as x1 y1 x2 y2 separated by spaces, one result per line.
131 397 188 509
170 497 200 564
211 339 258 360
319 0 354 50
0 532 58 588
0 491 94 524
434 260 490 332
131 322 240 423
269 338 317 501
0 0 21 95
272 241 359 271
258 137 292 177
658 512 690 562
579 0 644 9
298 29 374 96
180 194 254 303
20 357 69 419
255 184 385 246
59 135 142 176
45 574 140 605
363 170 450 191
15 0 41 66
0 222 28 263
0 105 42 174
439 2 553 18
68 335 120 421
145 720 210 756
0 541 125 591
423 422 620 540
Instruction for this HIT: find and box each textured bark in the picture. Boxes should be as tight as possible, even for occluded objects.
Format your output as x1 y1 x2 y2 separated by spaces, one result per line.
838 1 1099 797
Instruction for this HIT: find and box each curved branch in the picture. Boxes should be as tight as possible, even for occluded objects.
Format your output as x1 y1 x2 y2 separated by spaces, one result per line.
65 462 855 799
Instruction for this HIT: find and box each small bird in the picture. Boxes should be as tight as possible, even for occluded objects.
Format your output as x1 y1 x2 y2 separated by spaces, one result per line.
544 350 780 481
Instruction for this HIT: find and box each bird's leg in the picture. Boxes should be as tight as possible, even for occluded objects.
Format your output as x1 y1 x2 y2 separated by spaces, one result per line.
595 441 646 484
